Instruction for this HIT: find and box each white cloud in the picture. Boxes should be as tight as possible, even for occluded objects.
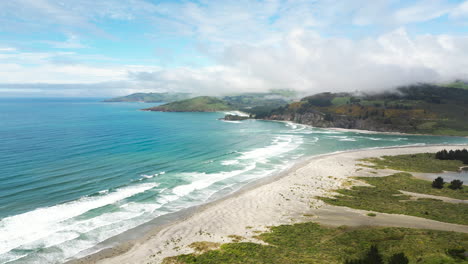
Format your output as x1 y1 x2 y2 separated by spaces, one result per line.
392 0 454 24
42 34 88 49
124 28 468 95
2 27 468 96
0 47 16 52
1 0 468 97
450 0 468 18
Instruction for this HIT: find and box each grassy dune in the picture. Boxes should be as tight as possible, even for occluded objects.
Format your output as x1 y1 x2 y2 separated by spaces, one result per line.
359 153 464 173
163 152 467 264
164 223 467 264
321 173 467 225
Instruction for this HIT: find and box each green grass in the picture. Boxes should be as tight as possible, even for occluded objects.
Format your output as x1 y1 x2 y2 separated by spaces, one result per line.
431 128 468 137
164 223 467 264
444 81 468 90
358 172 467 200
360 153 464 173
331 96 351 106
320 173 468 225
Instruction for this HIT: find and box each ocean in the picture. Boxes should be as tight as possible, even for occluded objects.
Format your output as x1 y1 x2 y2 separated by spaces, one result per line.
0 98 467 264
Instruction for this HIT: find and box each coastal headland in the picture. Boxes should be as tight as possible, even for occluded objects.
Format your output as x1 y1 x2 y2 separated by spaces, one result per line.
68 144 468 264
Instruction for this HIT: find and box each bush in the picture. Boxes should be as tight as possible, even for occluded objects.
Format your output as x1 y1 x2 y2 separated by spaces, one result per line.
449 179 464 190
447 249 467 260
432 177 445 189
388 253 409 264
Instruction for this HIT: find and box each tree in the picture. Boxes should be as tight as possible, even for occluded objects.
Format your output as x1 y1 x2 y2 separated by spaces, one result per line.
432 177 445 189
448 179 464 190
388 253 409 264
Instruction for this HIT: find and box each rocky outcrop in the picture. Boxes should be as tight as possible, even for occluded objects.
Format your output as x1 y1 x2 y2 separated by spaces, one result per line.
222 114 250 121
263 111 402 132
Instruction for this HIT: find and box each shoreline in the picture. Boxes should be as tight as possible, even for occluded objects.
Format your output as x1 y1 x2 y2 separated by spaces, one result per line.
258 119 468 138
68 143 468 264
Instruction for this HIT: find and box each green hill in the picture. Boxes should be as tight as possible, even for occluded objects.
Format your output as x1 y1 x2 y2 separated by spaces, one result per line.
141 91 295 113
258 84 468 136
104 92 191 103
143 96 233 112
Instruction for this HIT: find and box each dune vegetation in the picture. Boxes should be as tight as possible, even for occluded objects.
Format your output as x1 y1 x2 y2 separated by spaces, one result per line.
164 223 467 264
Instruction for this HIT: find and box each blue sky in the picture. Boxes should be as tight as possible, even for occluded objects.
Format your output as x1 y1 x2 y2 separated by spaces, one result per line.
0 0 467 97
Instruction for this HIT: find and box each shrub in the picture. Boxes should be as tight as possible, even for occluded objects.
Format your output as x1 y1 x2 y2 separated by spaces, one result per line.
447 249 467 260
448 179 464 190
432 177 445 189
388 253 409 264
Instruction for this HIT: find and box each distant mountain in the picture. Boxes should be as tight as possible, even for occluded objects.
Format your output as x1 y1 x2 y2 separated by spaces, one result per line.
143 96 233 112
141 90 297 113
103 92 192 103
258 84 468 136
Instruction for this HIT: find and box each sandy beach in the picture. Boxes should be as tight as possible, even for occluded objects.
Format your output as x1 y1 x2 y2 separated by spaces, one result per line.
69 144 468 264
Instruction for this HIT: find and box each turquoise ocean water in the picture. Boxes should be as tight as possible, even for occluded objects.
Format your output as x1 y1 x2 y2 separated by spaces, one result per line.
1 98 467 263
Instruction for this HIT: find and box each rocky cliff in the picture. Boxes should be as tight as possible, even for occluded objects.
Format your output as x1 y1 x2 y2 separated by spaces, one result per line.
263 111 402 132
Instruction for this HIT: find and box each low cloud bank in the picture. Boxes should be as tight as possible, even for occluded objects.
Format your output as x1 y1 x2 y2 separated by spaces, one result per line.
1 28 467 97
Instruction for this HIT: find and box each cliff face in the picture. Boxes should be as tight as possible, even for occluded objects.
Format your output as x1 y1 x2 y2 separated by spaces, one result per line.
222 114 250 121
263 112 401 132
256 84 468 136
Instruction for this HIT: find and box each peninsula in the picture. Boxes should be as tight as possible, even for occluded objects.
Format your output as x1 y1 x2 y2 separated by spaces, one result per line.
104 92 192 103
142 96 234 112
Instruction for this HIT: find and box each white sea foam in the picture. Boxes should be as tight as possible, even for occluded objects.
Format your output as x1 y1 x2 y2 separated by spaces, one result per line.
142 174 156 179
139 171 165 180
221 120 242 124
223 111 249 117
285 122 309 131
239 135 303 163
310 130 343 134
221 160 240 166
339 138 357 142
172 164 256 198
0 182 159 257
0 253 28 264
0 127 305 263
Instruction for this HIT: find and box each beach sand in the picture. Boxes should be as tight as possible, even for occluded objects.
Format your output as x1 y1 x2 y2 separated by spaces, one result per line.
69 144 468 264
